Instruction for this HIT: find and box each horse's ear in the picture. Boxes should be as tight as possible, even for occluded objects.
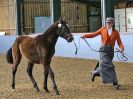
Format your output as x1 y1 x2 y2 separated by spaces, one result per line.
59 17 65 21
59 17 63 21
63 17 66 21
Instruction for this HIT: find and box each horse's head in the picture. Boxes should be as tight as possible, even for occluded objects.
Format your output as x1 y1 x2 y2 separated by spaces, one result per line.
56 18 74 42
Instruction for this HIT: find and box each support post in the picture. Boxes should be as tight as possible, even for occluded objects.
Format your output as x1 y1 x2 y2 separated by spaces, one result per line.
50 0 61 23
101 0 114 26
16 0 22 35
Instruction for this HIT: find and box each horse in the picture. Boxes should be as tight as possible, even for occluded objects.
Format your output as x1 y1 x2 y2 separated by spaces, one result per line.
6 18 74 95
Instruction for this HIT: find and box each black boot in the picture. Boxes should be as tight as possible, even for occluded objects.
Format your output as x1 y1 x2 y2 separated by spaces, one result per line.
94 62 99 70
91 71 100 82
113 82 120 90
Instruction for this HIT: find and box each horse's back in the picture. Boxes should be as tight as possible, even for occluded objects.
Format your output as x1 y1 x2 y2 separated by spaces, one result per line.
15 35 34 44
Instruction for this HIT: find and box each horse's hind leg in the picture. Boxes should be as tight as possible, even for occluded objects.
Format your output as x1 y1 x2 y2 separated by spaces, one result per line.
12 55 21 91
49 66 59 95
27 62 39 92
12 65 19 90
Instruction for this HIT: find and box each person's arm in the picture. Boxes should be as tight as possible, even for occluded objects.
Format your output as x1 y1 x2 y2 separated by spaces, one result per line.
116 31 124 52
81 27 102 38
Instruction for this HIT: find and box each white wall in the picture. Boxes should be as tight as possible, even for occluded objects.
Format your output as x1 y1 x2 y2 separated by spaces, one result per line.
1 34 133 62
0 36 16 53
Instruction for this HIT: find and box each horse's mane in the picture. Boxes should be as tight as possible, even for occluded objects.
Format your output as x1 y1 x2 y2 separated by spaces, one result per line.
42 21 58 36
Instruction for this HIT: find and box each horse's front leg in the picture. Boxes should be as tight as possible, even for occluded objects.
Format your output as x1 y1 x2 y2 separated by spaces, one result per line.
49 66 60 95
43 64 59 95
43 65 50 93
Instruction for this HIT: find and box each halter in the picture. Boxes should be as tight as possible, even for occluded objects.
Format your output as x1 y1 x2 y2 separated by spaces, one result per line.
56 22 69 38
55 20 73 42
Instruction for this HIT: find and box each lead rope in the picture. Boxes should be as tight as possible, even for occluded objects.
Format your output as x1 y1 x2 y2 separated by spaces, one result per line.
73 38 81 55
83 38 100 52
83 38 129 61
73 38 130 61
115 48 128 61
73 37 133 61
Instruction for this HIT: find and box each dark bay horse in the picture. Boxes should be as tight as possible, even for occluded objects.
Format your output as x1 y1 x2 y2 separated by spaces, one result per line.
6 18 73 95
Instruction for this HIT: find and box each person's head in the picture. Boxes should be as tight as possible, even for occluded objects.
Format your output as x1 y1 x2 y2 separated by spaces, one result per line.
105 17 115 29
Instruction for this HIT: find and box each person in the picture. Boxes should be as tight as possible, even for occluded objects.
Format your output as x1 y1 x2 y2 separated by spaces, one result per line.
81 17 124 89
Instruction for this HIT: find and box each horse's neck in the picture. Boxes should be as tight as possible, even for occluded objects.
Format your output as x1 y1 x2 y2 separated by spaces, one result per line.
41 26 59 47
45 32 59 46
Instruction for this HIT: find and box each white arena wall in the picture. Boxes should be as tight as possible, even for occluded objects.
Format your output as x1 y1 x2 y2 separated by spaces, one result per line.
0 33 133 62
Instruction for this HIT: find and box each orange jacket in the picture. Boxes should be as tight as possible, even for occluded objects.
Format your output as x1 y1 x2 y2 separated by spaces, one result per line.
83 27 124 51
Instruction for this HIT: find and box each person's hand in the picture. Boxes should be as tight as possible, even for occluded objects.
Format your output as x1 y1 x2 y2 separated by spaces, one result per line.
119 48 124 53
80 36 84 39
116 48 124 53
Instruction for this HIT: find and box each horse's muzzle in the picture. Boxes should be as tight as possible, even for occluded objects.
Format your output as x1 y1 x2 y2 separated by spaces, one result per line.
66 34 74 42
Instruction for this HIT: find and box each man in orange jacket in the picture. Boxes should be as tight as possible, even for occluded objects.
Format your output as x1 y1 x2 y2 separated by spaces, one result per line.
81 17 124 89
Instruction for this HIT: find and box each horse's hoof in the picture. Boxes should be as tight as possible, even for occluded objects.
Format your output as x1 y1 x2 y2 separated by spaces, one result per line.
55 90 60 95
45 89 50 93
12 89 15 92
36 89 40 92
35 87 40 92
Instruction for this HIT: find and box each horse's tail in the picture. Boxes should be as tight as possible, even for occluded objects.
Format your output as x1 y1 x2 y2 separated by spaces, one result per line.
6 37 23 64
6 47 13 64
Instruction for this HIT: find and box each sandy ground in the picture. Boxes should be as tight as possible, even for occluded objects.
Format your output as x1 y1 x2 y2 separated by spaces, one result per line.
0 54 133 99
